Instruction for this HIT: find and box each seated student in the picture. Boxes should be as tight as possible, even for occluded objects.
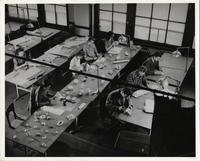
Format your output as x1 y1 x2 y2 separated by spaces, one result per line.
83 37 99 62
97 31 115 55
13 47 27 70
105 88 132 117
126 66 148 93
142 51 164 75
35 80 51 108
69 52 83 76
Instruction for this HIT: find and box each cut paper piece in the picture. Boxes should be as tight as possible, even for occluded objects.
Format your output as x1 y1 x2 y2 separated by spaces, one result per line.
78 103 86 110
144 99 154 113
132 90 150 98
113 59 129 64
108 46 122 55
41 106 65 116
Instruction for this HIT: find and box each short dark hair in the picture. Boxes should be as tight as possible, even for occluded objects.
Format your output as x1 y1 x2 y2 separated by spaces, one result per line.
138 65 147 73
88 36 95 42
122 88 132 96
106 31 114 40
152 51 162 57
15 47 24 54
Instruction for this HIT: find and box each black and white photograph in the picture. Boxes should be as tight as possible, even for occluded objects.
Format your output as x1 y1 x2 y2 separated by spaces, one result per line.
2 1 198 158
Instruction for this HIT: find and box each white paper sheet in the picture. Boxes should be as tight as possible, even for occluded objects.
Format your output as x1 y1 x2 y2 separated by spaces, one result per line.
132 90 150 98
108 46 122 54
41 106 65 116
144 99 154 113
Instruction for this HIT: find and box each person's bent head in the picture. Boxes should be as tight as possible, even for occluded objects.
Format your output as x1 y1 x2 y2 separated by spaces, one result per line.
152 51 162 61
106 31 114 41
120 88 132 98
138 65 147 77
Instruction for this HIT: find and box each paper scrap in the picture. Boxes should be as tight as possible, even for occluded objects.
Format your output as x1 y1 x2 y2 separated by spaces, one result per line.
41 106 65 116
144 99 154 113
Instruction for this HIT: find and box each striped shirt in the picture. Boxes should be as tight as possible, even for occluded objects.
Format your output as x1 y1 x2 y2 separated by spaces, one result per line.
126 70 147 92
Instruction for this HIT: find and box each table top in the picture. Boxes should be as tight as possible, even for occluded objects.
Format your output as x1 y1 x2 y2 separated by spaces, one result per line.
5 21 24 35
113 80 177 130
5 27 61 62
5 36 88 89
44 36 88 59
5 45 141 154
146 53 193 87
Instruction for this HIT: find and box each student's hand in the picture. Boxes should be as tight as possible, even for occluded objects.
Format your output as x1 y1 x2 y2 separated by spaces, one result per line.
118 106 123 111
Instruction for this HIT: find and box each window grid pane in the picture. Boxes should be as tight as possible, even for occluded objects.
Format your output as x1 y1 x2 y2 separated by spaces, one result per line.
136 4 152 17
152 4 169 20
100 4 112 11
113 4 127 13
8 6 18 17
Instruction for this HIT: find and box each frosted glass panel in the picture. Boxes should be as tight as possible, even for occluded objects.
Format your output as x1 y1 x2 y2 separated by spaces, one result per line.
57 13 67 26
158 30 166 43
100 20 111 32
135 26 149 40
45 5 55 12
151 20 167 29
113 22 126 34
8 6 18 17
113 13 126 23
166 31 183 46
114 4 127 13
153 4 169 20
135 17 150 27
150 29 158 41
18 4 26 8
150 29 166 43
100 11 112 21
18 8 28 19
56 6 66 13
136 4 152 17
168 22 185 32
45 11 56 24
29 10 38 20
75 28 89 36
100 4 112 10
28 4 37 9
170 4 188 22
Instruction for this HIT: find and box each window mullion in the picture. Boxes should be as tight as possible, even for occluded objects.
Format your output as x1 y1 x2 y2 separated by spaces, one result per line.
164 3 171 44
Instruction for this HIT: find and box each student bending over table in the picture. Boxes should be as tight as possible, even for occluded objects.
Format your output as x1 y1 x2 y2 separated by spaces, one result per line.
143 51 164 75
13 47 27 70
126 66 148 93
97 31 115 55
69 52 84 77
83 37 99 62
105 88 132 119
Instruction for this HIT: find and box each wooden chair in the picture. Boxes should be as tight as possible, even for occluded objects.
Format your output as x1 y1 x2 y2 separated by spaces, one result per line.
114 130 151 155
6 102 26 129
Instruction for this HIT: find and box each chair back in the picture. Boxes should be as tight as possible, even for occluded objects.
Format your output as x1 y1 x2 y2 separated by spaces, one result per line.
28 85 38 115
6 103 17 129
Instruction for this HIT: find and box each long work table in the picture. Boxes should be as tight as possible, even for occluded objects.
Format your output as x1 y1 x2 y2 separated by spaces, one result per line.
6 45 142 155
5 36 88 97
5 27 61 62
146 53 193 87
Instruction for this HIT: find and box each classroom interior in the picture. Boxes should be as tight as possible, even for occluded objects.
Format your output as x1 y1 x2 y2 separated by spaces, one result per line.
4 3 196 157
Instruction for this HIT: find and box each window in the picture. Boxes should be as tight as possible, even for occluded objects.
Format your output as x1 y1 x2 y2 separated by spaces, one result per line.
44 4 68 26
134 3 188 46
99 4 127 34
7 4 38 21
